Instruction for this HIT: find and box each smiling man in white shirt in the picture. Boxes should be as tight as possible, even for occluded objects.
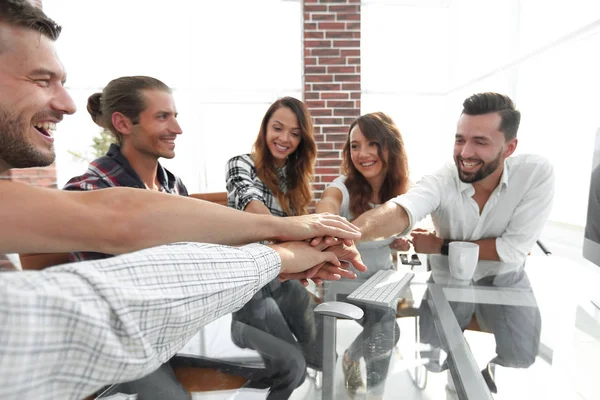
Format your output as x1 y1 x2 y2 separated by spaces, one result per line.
354 92 554 393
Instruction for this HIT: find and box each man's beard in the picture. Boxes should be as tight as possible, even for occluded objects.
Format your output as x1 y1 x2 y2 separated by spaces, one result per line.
0 106 55 169
455 149 503 183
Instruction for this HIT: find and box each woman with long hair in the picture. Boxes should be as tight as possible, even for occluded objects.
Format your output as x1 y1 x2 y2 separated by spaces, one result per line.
316 111 410 399
225 97 319 399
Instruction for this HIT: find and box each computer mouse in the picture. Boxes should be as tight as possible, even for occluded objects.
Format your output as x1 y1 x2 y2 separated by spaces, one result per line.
314 301 364 320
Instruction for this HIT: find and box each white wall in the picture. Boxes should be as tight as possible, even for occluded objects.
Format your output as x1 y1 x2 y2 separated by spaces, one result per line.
362 0 600 227
43 0 302 193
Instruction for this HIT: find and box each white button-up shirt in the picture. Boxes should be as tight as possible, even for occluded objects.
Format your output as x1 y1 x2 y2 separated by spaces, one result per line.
391 154 555 281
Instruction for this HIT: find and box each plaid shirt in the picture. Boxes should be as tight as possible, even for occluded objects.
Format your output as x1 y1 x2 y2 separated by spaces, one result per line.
226 154 289 217
64 144 188 261
0 242 280 399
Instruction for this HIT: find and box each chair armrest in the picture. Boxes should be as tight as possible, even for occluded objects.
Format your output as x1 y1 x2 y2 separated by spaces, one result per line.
19 252 71 270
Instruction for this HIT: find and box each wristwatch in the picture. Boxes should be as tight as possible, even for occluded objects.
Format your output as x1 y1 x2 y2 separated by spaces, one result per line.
440 239 451 256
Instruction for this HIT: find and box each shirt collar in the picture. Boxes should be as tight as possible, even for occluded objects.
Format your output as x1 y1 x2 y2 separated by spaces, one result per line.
106 144 175 191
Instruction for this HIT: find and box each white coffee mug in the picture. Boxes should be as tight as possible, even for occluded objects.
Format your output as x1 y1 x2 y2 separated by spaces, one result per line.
448 242 479 281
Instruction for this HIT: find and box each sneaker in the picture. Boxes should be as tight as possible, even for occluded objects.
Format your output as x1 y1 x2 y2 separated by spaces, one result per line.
342 353 364 397
481 363 497 394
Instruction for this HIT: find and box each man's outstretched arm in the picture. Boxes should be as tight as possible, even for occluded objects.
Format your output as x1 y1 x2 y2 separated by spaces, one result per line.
353 201 410 242
0 181 360 254
0 240 341 399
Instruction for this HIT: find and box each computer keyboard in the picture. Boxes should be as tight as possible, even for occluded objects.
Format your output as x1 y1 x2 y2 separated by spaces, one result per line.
347 269 415 308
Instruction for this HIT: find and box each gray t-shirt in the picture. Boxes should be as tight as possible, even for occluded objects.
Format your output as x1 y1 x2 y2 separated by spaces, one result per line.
328 176 395 279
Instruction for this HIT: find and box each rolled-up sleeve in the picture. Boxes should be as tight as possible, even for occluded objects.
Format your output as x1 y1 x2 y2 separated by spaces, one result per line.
496 160 555 264
0 242 280 400
390 173 443 236
226 155 265 211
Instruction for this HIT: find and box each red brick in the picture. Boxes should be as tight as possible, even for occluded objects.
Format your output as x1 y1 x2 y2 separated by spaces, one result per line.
348 57 360 65
312 83 341 91
305 100 326 108
305 75 334 83
304 5 327 12
315 167 340 175
334 142 346 150
318 151 341 159
329 5 359 13
317 142 334 150
334 74 360 82
313 134 325 142
333 40 360 48
304 22 317 30
317 22 346 30
311 13 336 21
341 83 360 90
323 126 349 134
312 183 326 192
326 132 350 141
346 22 361 30
305 66 327 74
309 108 333 116
321 92 349 99
334 108 361 117
318 57 346 65
313 126 322 134
317 159 343 167
343 117 357 125
327 66 355 73
305 57 317 65
305 31 325 39
336 13 360 21
326 100 355 108
304 92 320 100
341 49 360 57
320 175 337 183
350 92 361 99
310 49 340 57
305 40 331 48
315 117 343 125
326 31 359 39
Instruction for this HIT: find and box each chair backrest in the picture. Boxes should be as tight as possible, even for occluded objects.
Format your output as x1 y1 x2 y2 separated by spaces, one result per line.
189 192 228 206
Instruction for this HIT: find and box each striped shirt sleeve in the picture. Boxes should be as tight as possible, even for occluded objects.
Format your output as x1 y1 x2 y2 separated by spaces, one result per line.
0 242 280 400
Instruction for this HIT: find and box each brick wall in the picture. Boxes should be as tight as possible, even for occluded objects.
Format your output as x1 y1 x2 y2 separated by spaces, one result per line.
303 0 361 204
0 165 58 189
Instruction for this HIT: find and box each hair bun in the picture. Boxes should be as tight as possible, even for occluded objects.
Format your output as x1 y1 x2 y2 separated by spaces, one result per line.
87 92 104 127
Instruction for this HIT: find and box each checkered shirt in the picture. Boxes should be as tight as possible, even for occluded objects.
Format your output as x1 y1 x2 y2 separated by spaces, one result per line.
0 242 280 399
225 154 290 217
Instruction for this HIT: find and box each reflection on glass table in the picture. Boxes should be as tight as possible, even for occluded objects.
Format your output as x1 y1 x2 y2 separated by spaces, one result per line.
95 257 600 400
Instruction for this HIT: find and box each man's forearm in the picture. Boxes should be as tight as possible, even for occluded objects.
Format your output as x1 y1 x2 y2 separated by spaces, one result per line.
0 182 282 254
0 243 280 399
353 201 409 242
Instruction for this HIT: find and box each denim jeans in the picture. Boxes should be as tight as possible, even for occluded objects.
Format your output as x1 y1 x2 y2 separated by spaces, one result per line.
231 279 320 400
